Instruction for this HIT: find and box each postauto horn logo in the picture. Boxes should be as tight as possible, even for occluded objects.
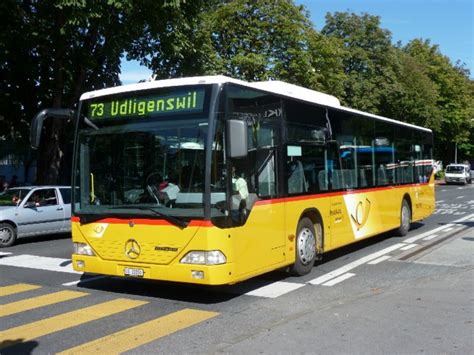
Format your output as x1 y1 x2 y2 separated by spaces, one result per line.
351 198 371 231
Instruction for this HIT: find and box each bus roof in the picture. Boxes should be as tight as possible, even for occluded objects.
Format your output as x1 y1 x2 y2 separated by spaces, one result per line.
80 75 432 133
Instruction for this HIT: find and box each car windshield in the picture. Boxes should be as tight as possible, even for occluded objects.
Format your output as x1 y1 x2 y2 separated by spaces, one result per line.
0 189 31 206
446 166 465 173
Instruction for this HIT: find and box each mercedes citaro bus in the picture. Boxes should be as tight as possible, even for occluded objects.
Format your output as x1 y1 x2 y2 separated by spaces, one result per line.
31 76 435 285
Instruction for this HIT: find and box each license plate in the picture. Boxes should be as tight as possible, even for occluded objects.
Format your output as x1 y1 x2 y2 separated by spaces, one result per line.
124 267 144 277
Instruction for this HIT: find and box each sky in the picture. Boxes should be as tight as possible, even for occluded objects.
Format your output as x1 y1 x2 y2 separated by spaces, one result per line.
120 0 473 84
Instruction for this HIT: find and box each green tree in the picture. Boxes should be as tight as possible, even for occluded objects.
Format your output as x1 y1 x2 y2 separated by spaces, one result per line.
380 48 441 130
403 39 474 163
202 0 316 86
321 12 396 113
306 31 347 98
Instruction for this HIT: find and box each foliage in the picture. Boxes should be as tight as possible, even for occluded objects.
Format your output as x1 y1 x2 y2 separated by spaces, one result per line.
435 170 445 180
203 0 315 85
306 31 347 98
403 39 474 162
381 48 441 130
321 12 396 113
125 0 219 79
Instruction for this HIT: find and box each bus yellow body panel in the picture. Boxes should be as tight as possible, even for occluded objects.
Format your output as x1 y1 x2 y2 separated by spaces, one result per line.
72 178 434 285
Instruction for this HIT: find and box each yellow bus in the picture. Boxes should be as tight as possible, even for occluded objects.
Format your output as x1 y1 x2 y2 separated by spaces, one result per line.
31 76 435 284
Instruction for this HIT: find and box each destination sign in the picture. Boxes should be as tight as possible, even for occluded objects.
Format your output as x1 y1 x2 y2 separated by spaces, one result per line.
87 89 205 120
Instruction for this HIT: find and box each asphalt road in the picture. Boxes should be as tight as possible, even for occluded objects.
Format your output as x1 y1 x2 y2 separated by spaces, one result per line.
0 183 473 354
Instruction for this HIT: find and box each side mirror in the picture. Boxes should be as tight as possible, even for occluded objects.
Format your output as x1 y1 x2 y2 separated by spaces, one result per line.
24 201 36 208
31 108 75 149
226 119 248 158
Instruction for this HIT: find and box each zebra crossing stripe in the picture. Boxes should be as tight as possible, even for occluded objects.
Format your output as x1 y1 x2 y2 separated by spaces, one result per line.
244 281 305 298
0 254 80 274
0 283 41 297
0 298 147 348
57 309 219 354
0 290 88 317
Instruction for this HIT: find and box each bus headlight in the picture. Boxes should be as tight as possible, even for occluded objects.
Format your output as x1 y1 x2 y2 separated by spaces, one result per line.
180 250 226 265
73 242 95 256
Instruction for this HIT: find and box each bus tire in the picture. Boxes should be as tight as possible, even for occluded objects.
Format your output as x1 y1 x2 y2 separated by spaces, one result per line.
290 217 319 276
0 223 17 248
395 200 411 236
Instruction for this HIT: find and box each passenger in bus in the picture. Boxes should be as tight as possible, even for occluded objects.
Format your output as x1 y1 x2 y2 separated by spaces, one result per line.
231 166 250 223
159 175 180 206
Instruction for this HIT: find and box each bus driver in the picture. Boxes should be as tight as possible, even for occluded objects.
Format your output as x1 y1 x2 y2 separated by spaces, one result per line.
232 166 248 201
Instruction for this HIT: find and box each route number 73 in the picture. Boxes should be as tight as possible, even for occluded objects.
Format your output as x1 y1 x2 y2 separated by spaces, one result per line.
90 103 104 117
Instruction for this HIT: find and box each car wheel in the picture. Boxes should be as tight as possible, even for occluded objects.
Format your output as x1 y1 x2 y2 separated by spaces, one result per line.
289 217 320 276
0 223 17 247
395 200 411 236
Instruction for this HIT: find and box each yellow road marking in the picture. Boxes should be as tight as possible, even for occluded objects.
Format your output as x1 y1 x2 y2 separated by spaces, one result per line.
0 298 147 349
0 290 89 317
58 309 219 355
0 283 41 297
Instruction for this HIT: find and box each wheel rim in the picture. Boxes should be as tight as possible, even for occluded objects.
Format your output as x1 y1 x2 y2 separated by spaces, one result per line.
297 227 316 265
401 204 410 230
0 226 13 244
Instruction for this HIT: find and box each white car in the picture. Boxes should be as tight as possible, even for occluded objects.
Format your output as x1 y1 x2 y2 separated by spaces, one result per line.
445 164 472 185
0 186 72 247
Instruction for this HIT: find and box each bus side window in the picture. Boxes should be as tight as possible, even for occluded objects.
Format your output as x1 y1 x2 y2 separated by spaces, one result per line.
287 160 308 194
286 144 327 195
318 170 328 191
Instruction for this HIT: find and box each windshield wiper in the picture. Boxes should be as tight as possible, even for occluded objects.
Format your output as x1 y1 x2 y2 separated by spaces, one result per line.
108 206 189 228
77 213 114 225
83 116 99 130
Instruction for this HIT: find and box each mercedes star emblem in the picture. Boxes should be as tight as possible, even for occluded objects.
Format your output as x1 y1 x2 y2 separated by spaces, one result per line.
124 239 141 259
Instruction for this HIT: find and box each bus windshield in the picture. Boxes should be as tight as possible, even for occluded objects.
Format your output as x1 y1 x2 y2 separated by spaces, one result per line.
74 86 212 222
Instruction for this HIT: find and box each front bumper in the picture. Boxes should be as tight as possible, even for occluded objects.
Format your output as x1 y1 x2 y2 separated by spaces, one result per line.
445 177 467 183
72 254 235 285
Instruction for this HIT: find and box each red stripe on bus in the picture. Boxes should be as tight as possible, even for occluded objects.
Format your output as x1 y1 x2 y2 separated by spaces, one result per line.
71 216 212 227
254 182 430 206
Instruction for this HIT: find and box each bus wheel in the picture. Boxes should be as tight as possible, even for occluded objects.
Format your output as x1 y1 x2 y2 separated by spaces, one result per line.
290 217 319 276
395 200 411 236
0 223 17 248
